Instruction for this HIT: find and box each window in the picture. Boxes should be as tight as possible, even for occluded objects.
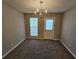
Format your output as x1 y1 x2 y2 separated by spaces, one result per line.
30 18 38 36
45 19 54 30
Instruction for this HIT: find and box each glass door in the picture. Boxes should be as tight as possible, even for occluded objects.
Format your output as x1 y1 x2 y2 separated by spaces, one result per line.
30 18 38 36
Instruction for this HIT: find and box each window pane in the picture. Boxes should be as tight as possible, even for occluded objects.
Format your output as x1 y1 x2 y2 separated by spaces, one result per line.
30 18 38 27
45 19 54 30
30 18 38 36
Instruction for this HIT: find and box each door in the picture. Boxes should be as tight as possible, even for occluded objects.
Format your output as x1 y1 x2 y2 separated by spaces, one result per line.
29 18 38 37
44 17 55 39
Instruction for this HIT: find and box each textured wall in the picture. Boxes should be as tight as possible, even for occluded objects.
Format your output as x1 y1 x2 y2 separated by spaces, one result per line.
24 13 63 39
61 7 76 56
2 3 25 56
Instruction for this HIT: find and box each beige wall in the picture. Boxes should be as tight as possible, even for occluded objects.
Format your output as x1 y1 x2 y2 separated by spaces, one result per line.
61 7 76 56
24 13 63 39
2 3 25 56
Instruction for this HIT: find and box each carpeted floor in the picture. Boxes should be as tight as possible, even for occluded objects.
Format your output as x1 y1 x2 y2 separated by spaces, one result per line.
3 39 75 59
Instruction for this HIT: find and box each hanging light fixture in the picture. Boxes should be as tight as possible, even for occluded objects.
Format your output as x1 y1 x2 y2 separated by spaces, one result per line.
34 0 47 17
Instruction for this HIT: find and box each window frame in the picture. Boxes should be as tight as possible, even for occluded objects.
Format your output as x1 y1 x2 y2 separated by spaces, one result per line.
45 17 55 31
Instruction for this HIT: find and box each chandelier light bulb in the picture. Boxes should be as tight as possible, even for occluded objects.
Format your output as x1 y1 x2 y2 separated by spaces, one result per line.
45 9 47 13
34 11 37 15
36 9 39 12
39 13 42 15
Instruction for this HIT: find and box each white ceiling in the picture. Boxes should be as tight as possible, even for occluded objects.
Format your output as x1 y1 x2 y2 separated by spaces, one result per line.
3 0 76 13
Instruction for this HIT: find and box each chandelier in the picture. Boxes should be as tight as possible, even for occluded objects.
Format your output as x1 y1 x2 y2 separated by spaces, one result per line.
34 0 47 17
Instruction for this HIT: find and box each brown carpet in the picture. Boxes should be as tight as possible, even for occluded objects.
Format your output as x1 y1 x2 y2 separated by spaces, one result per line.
3 39 75 59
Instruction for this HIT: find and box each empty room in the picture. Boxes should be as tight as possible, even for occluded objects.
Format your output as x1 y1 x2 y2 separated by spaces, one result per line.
2 0 76 59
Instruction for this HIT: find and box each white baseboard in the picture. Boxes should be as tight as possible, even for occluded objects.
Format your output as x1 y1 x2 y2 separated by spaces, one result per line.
60 40 76 58
2 37 26 58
